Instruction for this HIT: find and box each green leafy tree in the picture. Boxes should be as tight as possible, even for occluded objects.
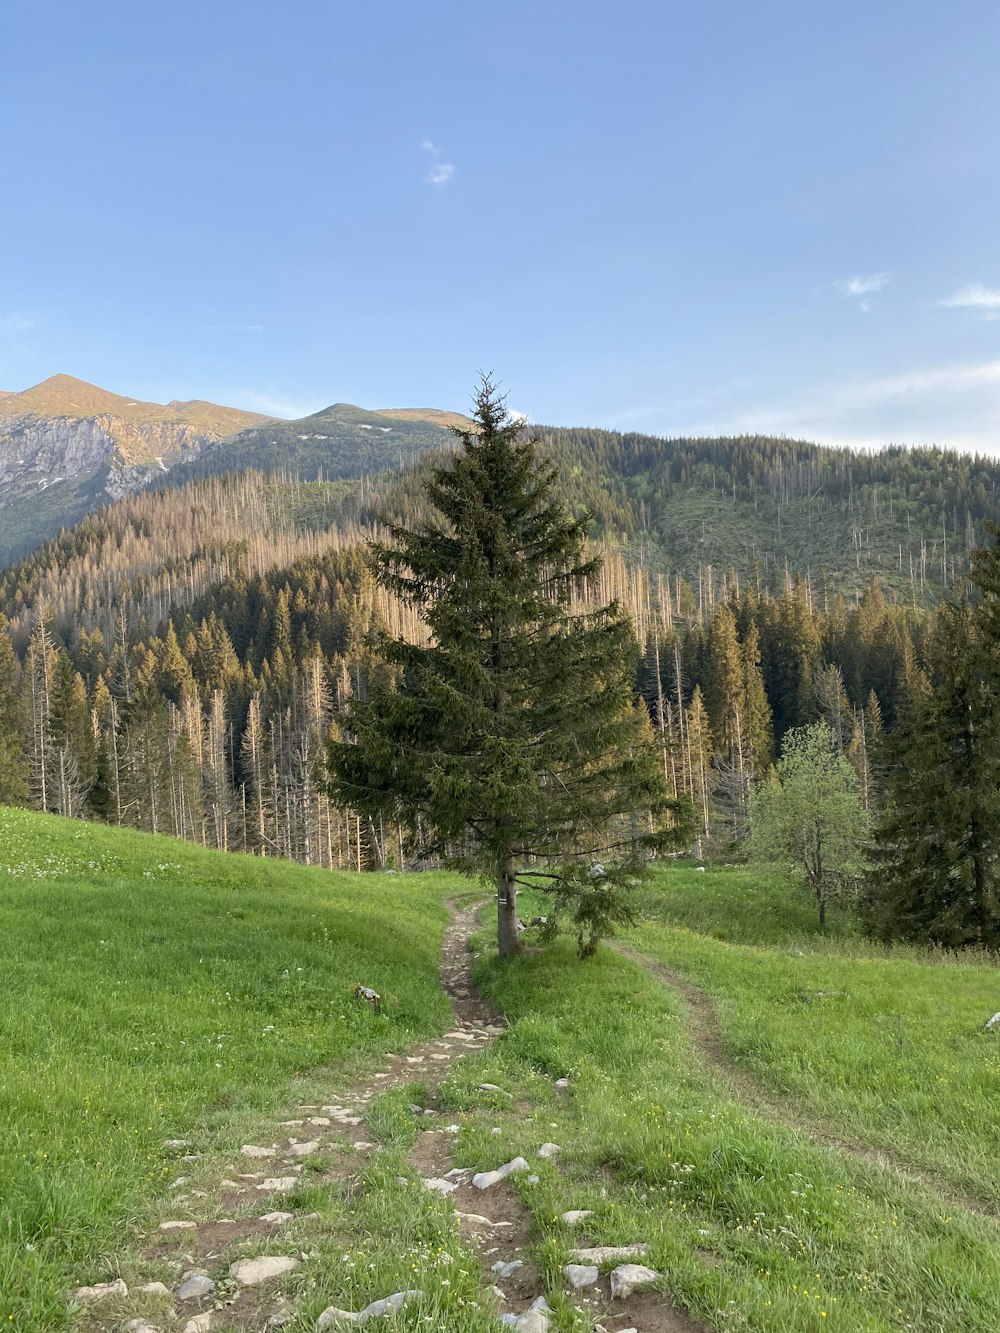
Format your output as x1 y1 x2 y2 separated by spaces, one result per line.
328 377 688 957
749 721 867 926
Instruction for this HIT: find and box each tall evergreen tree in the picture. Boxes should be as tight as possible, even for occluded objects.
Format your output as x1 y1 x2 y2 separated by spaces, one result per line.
864 591 1000 947
328 377 688 957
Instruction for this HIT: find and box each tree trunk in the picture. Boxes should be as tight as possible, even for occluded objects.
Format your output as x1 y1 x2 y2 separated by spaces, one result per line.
497 860 520 959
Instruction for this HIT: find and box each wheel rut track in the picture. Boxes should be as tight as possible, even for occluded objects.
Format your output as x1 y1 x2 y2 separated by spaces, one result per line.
610 939 1000 1222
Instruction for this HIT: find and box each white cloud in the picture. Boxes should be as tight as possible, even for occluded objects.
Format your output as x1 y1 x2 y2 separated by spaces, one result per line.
838 273 890 299
939 284 1000 320
425 162 454 186
724 356 1000 453
420 138 455 187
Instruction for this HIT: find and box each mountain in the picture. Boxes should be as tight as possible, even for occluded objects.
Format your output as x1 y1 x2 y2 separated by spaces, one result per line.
0 378 466 563
0 375 275 560
158 401 462 490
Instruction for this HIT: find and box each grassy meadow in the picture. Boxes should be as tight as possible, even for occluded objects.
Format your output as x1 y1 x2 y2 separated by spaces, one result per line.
0 807 459 1329
3 812 1000 1332
466 878 1000 1332
630 864 1000 1204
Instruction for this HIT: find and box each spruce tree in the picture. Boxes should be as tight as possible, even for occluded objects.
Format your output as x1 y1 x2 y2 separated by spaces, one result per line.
328 377 688 957
864 593 1000 948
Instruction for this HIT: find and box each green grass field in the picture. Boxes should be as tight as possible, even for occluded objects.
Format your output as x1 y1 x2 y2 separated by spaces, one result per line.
4 814 1000 1332
0 807 458 1328
629 864 1000 1204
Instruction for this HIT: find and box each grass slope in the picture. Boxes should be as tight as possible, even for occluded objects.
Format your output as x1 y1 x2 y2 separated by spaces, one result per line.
0 808 458 1329
468 891 1000 1332
629 865 1000 1205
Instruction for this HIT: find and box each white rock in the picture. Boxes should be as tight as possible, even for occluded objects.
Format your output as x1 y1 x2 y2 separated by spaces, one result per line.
536 1143 561 1159
499 1295 552 1332
568 1244 648 1263
229 1255 300 1286
159 1220 197 1231
287 1140 320 1157
308 1116 331 1125
478 1082 513 1097
138 1281 171 1295
422 1177 459 1195
72 1277 128 1305
163 1138 190 1149
178 1274 216 1300
359 1289 422 1318
609 1263 659 1298
182 1316 213 1333
472 1170 505 1190
124 1321 161 1333
497 1156 530 1178
491 1260 523 1278
563 1263 599 1289
257 1177 298 1192
261 1210 295 1224
985 1012 1000 1031
317 1308 360 1329
554 1078 571 1088
560 1210 594 1226
241 1144 277 1158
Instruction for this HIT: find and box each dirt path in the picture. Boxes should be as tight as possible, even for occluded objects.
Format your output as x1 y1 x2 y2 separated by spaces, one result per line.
75 897 706 1333
610 940 999 1222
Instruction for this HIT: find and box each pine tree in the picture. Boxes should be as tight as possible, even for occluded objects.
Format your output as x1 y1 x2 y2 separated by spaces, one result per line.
328 377 688 958
864 593 1000 947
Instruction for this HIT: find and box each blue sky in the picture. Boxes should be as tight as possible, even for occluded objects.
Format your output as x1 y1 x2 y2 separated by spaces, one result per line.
3 1 1000 450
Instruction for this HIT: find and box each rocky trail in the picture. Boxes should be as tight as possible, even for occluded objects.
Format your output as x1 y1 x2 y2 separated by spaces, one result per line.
72 900 703 1333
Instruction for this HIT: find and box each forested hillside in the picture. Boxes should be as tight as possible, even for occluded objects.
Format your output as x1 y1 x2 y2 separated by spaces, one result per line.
0 421 995 872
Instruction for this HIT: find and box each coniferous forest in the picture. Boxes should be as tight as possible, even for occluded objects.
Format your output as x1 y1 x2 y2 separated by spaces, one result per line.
0 421 998 943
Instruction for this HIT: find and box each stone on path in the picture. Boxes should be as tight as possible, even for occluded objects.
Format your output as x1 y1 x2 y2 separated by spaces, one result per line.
229 1255 300 1286
287 1140 320 1157
568 1244 648 1263
261 1210 295 1224
182 1316 213 1333
560 1210 594 1226
257 1176 298 1192
124 1321 161 1333
138 1281 171 1295
73 1278 128 1305
472 1170 505 1190
563 1263 599 1289
159 1220 197 1231
500 1295 552 1331
422 1177 459 1195
497 1156 529 1178
317 1289 422 1327
536 1142 561 1159
491 1260 523 1278
609 1263 660 1298
242 1144 277 1158
178 1273 216 1300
